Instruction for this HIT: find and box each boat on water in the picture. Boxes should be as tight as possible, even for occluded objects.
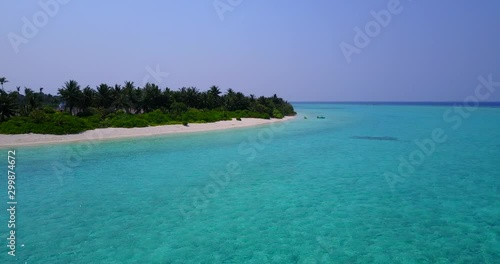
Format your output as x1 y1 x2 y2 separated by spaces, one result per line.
317 115 325 119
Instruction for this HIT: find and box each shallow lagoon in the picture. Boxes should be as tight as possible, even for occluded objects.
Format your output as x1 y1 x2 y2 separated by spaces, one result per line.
1 103 499 263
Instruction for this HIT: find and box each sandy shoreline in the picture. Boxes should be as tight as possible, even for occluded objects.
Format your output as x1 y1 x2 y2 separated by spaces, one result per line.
0 116 295 147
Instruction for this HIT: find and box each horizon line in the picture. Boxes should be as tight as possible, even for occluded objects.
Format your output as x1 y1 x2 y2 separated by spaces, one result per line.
291 101 500 103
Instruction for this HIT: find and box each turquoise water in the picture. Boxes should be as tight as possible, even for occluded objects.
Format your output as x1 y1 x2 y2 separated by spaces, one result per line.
1 103 499 263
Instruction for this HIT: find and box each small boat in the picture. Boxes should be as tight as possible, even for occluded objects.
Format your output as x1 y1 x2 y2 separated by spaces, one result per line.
304 116 308 119
317 115 326 119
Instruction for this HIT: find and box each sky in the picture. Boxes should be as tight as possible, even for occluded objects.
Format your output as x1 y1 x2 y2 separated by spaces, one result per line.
1 0 499 102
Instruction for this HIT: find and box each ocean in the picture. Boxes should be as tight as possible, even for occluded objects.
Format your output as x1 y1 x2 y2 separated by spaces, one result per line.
1 103 499 263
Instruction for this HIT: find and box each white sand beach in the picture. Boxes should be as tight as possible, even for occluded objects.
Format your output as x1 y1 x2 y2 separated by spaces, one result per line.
0 117 295 147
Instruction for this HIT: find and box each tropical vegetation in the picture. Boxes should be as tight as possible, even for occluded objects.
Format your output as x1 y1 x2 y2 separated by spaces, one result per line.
0 78 295 134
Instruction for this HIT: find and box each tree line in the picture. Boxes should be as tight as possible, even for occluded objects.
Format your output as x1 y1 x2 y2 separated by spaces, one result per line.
0 77 295 134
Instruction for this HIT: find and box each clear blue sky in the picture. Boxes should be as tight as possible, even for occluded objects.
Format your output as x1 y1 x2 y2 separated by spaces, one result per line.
1 0 499 101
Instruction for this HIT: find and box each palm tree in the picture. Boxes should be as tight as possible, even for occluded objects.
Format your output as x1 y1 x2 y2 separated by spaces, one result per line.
142 83 162 112
58 80 82 115
122 81 136 113
111 84 128 111
234 92 249 110
22 88 33 115
185 87 200 108
38 87 45 106
80 86 95 111
133 87 145 114
23 88 42 115
199 91 209 109
161 87 173 109
175 87 187 105
224 88 237 111
15 86 22 113
0 90 17 121
209 86 221 96
208 85 221 109
96 84 113 109
0 77 8 90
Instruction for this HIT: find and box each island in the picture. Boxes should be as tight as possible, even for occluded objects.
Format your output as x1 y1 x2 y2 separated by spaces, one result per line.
0 79 296 137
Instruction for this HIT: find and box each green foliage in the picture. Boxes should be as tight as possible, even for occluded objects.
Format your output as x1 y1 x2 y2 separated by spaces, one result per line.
227 110 270 119
109 115 149 128
58 80 81 114
272 109 284 119
76 108 99 117
0 108 287 134
170 102 188 116
30 109 47 123
47 113 94 134
42 106 56 114
0 117 30 134
142 109 170 125
0 78 296 134
0 113 94 135
0 90 18 121
178 108 229 123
